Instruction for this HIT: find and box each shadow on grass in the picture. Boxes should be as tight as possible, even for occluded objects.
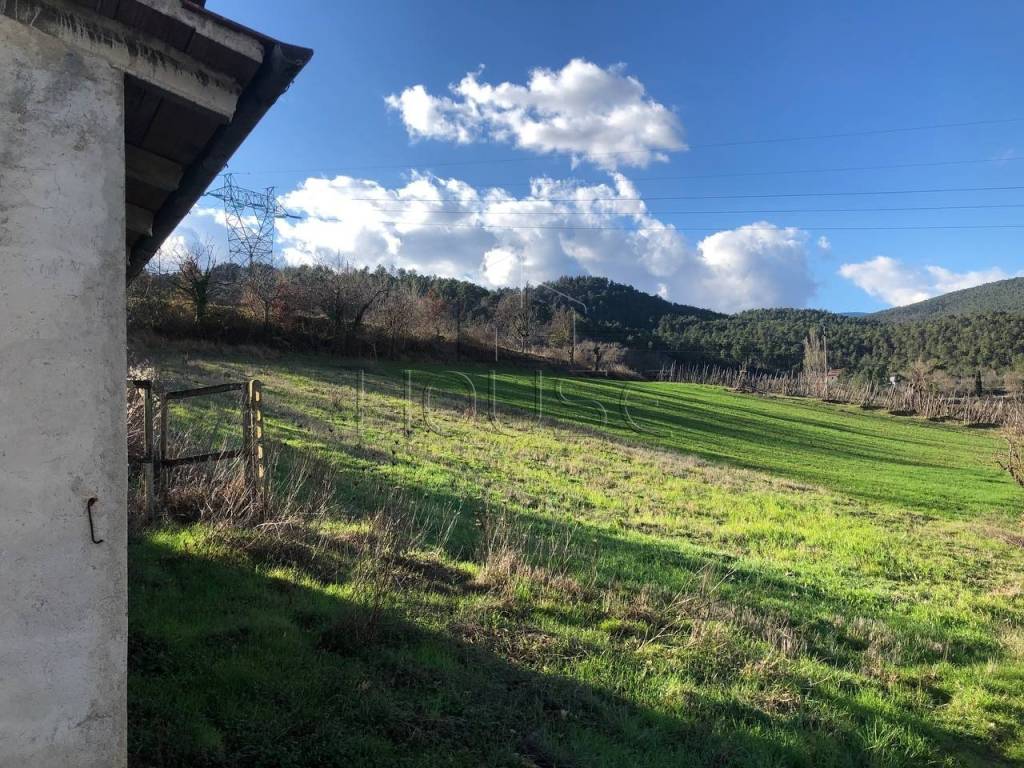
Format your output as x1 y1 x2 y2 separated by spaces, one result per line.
258 409 1008 674
134 354 1020 766
130 515 1015 768
130 535 803 768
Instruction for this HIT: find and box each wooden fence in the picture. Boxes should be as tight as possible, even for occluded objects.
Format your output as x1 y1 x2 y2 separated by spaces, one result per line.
128 379 266 515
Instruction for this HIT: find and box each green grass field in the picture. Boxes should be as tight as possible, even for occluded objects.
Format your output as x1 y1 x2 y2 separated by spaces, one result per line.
130 349 1024 767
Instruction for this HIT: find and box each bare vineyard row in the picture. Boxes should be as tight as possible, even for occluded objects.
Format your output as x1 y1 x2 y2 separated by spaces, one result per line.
657 363 1023 429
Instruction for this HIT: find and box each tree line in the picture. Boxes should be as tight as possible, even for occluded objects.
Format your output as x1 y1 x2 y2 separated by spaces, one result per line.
655 308 1024 384
129 242 648 372
132 241 1024 384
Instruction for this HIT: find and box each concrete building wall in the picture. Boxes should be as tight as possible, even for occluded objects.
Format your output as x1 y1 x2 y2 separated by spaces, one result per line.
0 17 127 768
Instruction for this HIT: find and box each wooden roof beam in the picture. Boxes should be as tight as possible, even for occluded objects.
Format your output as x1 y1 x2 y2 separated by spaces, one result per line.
133 0 265 64
126 145 183 192
126 204 154 238
3 0 241 119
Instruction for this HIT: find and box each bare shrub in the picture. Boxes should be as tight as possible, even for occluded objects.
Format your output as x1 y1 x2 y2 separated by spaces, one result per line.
126 378 152 462
998 404 1024 491
141 447 331 531
581 340 627 374
476 506 530 596
659 361 1018 427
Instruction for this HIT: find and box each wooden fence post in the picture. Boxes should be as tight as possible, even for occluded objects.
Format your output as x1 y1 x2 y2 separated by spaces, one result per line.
242 382 253 487
146 380 267 507
141 382 155 520
244 379 267 503
158 390 169 505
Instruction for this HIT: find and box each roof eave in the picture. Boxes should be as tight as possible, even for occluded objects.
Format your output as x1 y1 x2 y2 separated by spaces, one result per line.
126 21 312 282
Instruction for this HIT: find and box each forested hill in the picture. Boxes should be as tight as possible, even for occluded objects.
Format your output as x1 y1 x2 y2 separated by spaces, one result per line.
143 258 1023 377
870 276 1024 322
655 308 1024 377
542 276 724 329
393 271 723 338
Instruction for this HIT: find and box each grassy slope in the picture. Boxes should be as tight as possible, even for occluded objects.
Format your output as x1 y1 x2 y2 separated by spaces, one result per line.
130 351 1024 767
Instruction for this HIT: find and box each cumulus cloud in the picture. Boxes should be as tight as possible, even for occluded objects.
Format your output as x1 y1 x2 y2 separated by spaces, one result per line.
385 59 685 169
696 224 816 311
839 256 1012 306
265 172 815 313
817 235 831 253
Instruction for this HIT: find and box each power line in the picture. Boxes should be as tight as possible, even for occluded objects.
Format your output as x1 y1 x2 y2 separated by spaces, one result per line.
294 202 1024 217
299 218 1024 232
687 117 1024 149
227 154 1024 181
225 116 1024 174
283 183 1024 205
438 155 1024 189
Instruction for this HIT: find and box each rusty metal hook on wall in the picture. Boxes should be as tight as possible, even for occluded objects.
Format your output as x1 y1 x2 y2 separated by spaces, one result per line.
86 497 104 545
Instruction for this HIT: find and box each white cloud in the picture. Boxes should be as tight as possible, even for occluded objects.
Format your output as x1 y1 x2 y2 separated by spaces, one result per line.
265 172 815 313
925 265 1013 294
817 235 831 253
695 224 816 312
482 247 518 286
149 234 188 268
839 256 1012 306
385 59 685 170
160 233 188 254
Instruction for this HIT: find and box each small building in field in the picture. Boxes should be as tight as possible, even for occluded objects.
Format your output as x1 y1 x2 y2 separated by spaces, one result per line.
0 2 310 765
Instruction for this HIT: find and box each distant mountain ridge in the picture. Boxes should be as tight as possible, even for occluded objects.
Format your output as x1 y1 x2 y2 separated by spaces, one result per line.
870 276 1024 322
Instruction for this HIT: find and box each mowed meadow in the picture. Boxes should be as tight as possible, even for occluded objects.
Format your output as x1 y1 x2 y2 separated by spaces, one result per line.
129 348 1024 768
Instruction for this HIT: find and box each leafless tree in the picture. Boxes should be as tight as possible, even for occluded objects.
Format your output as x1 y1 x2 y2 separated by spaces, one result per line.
423 288 449 342
496 291 537 353
802 327 828 375
547 306 575 361
244 262 288 332
311 253 355 341
1005 369 1024 399
347 267 392 353
905 357 938 395
304 254 392 351
374 285 420 356
582 341 625 373
449 285 473 361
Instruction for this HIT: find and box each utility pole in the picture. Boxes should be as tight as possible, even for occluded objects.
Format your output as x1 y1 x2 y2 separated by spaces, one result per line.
534 282 587 368
494 325 499 362
823 329 829 399
571 309 577 365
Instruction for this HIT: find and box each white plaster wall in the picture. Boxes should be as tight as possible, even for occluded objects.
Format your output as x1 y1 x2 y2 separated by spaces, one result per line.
0 16 127 768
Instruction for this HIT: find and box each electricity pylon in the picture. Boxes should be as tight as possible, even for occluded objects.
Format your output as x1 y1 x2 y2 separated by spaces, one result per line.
204 174 298 267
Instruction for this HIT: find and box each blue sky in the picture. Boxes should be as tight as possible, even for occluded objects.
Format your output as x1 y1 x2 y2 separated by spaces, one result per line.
179 0 1024 313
